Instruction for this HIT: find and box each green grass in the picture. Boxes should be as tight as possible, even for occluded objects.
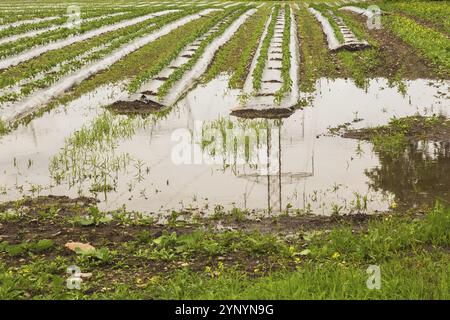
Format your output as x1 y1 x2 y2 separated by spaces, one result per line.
153 252 449 299
0 201 448 299
151 205 450 299
337 48 379 89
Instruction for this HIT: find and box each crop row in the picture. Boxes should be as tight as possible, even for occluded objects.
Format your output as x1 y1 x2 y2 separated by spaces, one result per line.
252 5 280 91
385 13 450 77
0 6 175 59
0 7 207 78
0 7 137 39
381 1 450 35
55 9 225 107
275 4 292 103
201 4 271 89
311 4 345 44
156 6 251 98
0 8 205 104
127 7 241 93
0 5 134 24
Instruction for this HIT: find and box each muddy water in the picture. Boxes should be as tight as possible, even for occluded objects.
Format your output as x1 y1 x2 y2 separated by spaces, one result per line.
0 77 448 216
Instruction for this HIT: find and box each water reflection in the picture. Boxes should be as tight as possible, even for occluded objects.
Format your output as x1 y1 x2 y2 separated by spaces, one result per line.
366 140 450 209
0 76 448 216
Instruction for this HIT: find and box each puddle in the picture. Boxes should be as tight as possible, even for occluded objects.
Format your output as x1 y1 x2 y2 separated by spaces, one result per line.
0 76 448 217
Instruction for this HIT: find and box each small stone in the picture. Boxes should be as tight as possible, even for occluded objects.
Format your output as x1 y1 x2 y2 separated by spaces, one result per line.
65 242 95 253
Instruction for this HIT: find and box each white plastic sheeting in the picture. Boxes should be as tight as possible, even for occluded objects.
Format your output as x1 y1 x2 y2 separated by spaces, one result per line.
1 9 216 123
0 10 178 70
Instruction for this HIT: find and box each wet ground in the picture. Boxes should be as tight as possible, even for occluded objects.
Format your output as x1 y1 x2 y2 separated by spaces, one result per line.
0 75 448 216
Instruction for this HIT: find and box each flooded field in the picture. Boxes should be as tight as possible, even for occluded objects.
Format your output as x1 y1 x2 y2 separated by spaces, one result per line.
0 0 449 217
0 76 448 216
0 0 449 301
0 2 450 216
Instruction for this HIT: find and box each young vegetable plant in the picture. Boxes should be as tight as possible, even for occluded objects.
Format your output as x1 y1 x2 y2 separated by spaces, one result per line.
275 4 292 104
252 5 280 91
156 7 249 98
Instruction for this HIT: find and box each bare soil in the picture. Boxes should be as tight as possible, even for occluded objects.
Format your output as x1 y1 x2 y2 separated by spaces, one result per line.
0 195 392 246
231 107 294 119
106 98 166 115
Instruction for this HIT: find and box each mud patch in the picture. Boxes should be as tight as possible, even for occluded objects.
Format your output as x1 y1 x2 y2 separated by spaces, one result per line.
0 195 394 244
231 107 294 119
106 98 166 115
0 195 97 216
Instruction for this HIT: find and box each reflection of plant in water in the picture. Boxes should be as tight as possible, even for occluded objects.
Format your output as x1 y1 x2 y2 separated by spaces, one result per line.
200 117 280 171
372 132 408 156
350 192 368 212
355 141 365 157
49 112 153 196
0 119 7 137
366 140 450 209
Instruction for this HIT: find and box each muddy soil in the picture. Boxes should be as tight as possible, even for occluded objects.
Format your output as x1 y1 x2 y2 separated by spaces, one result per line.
0 195 395 246
346 13 438 79
231 107 294 119
106 98 166 115
0 195 398 276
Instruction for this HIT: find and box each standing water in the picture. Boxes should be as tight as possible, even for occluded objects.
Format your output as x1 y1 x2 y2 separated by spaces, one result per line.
0 76 448 216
